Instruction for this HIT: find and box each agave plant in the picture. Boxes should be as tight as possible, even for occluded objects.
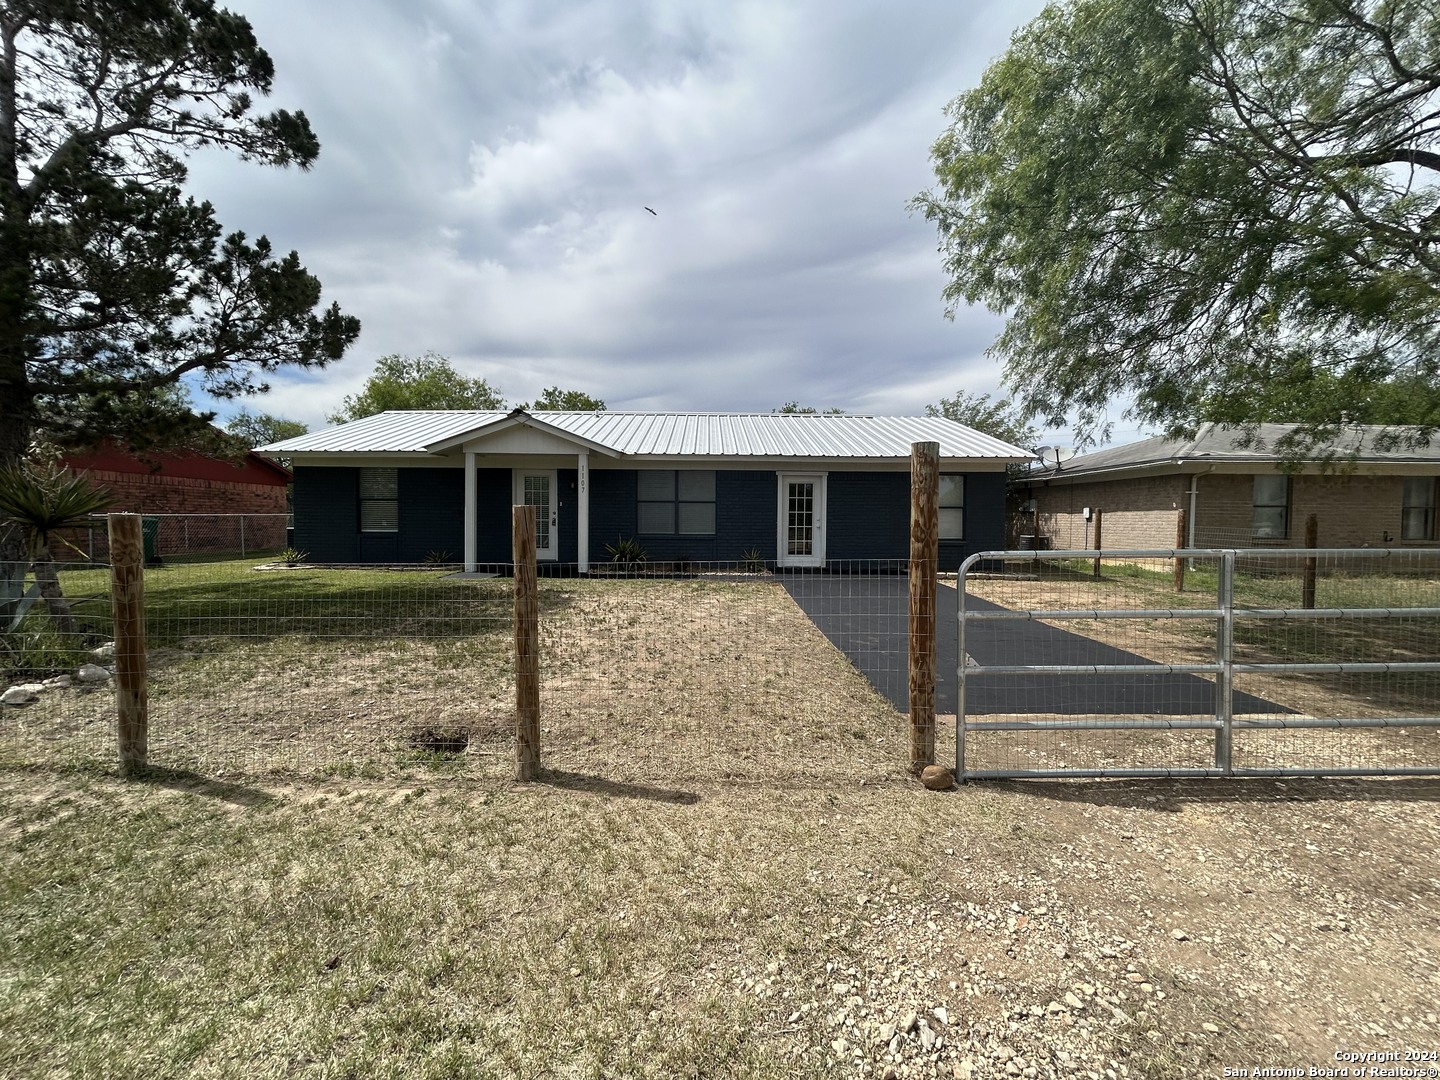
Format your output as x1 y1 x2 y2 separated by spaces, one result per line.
604 536 648 573
0 461 114 637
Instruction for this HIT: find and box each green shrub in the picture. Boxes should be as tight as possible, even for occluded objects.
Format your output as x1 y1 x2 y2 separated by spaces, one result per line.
604 537 648 572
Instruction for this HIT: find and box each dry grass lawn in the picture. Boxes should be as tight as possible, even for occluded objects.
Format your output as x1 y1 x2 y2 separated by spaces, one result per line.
1 561 1438 1078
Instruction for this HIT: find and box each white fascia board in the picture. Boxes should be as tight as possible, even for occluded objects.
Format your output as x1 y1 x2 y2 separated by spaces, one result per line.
273 452 1022 472
1022 460 1202 486
275 452 459 468
605 456 1017 471
425 413 618 457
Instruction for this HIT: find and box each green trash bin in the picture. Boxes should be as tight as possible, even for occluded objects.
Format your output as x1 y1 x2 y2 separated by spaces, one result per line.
141 516 163 567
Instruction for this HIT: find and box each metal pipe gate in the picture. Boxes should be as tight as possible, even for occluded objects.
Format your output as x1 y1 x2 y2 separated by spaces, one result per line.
956 547 1440 781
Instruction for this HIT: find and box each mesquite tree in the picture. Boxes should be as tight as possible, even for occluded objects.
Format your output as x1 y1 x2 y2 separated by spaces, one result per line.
913 0 1440 456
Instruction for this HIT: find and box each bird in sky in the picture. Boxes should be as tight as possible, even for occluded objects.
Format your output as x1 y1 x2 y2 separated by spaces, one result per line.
644 207 657 215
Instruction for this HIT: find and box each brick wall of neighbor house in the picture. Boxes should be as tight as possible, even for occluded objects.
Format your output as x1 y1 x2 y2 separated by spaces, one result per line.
1030 474 1189 550
85 467 288 517
1194 473 1440 547
73 468 290 556
1029 471 1440 550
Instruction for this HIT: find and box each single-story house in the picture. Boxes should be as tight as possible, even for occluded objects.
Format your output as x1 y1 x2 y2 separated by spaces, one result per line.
259 409 1031 571
1017 423 1440 550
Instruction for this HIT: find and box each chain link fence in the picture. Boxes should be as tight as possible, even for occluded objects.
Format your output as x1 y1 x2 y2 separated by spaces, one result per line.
50 514 291 564
2 556 917 784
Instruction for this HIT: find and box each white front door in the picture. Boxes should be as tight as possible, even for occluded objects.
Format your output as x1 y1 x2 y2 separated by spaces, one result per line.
777 473 826 568
514 470 559 561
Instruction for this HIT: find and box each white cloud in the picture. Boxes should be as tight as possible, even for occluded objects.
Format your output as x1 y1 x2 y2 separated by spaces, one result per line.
184 0 1057 433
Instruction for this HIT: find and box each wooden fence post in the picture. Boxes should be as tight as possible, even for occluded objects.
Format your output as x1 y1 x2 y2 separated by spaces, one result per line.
909 441 939 774
513 505 541 781
107 514 148 777
1092 509 1103 579
1302 513 1318 610
1174 508 1188 593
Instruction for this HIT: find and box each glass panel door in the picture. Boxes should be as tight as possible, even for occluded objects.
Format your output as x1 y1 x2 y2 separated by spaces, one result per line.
525 474 551 552
514 470 558 560
787 481 814 556
777 473 825 567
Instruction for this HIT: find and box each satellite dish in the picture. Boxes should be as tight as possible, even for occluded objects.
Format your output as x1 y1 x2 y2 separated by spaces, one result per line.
1035 445 1076 468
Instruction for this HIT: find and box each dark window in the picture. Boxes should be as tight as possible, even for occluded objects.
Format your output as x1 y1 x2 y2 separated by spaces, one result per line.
359 468 399 533
1402 477 1437 540
939 474 964 540
637 470 716 535
1252 475 1289 539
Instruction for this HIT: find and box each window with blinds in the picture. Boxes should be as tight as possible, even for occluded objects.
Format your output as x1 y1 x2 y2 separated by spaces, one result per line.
1402 477 1437 541
359 468 399 533
637 471 716 535
1252 475 1290 539
939 474 964 540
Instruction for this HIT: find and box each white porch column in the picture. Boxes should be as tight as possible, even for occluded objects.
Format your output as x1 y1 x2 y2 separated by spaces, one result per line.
463 450 477 572
577 451 590 573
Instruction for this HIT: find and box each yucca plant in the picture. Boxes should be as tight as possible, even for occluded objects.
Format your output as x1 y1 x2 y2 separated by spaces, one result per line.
0 461 113 637
604 536 648 573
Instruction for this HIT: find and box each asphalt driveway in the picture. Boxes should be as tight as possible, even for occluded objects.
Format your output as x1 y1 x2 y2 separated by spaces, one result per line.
779 573 1287 716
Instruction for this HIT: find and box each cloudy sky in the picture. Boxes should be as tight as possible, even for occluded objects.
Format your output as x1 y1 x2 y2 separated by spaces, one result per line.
184 0 1137 446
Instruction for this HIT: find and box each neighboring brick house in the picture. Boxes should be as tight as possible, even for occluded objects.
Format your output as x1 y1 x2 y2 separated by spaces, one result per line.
1016 424 1440 551
60 441 291 557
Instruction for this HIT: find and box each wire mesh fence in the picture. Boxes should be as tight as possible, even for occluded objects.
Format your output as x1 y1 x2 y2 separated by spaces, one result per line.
50 513 291 564
956 547 1440 778
1 556 920 785
0 560 116 769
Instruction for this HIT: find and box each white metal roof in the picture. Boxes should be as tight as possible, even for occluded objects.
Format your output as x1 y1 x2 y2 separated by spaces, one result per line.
261 409 1032 461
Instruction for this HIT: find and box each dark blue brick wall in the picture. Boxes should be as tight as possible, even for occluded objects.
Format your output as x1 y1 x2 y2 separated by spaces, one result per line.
294 465 491 564
827 473 910 561
588 469 637 560
826 469 1012 569
473 469 513 563
943 471 1007 570
397 468 463 562
589 469 775 563
715 471 777 561
557 469 578 563
294 464 1010 568
292 466 358 563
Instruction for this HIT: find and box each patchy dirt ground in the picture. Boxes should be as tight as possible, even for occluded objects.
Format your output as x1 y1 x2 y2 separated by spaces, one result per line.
2 769 1435 1080
727 775 1440 1079
2 570 1438 1078
0 577 901 784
